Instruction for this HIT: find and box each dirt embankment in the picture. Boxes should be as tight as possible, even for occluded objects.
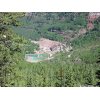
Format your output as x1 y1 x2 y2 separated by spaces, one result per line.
87 12 100 30
63 12 100 41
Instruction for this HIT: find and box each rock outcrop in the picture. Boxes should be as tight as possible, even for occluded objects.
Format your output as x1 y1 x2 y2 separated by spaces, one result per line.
87 12 100 30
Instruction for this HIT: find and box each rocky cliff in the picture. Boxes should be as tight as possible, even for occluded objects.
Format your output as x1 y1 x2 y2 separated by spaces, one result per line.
87 12 100 30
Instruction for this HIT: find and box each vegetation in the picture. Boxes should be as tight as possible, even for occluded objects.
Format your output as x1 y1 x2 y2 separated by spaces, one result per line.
0 13 25 86
12 12 87 41
0 12 100 87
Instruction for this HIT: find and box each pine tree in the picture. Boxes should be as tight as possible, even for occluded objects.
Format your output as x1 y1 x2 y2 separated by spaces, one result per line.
0 13 24 87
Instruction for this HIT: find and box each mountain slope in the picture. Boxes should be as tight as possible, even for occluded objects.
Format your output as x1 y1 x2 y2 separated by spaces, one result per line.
10 13 100 87
1 12 100 87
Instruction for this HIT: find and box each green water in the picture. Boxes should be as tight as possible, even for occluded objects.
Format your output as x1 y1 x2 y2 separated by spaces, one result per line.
32 54 48 60
25 53 49 62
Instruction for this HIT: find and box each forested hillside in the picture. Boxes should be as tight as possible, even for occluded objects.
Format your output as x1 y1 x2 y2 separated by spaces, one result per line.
0 12 100 87
13 12 88 42
0 13 26 86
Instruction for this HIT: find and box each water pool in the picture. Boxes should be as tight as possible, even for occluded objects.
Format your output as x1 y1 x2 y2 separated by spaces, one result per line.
25 53 49 62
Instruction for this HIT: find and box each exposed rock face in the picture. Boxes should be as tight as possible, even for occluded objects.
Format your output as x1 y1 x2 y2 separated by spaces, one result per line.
78 28 87 35
32 38 72 56
25 12 33 21
87 12 100 30
38 38 65 53
25 12 33 16
87 22 94 30
88 12 100 21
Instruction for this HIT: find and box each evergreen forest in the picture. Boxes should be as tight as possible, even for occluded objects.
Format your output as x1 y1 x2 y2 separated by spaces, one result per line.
0 12 100 87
